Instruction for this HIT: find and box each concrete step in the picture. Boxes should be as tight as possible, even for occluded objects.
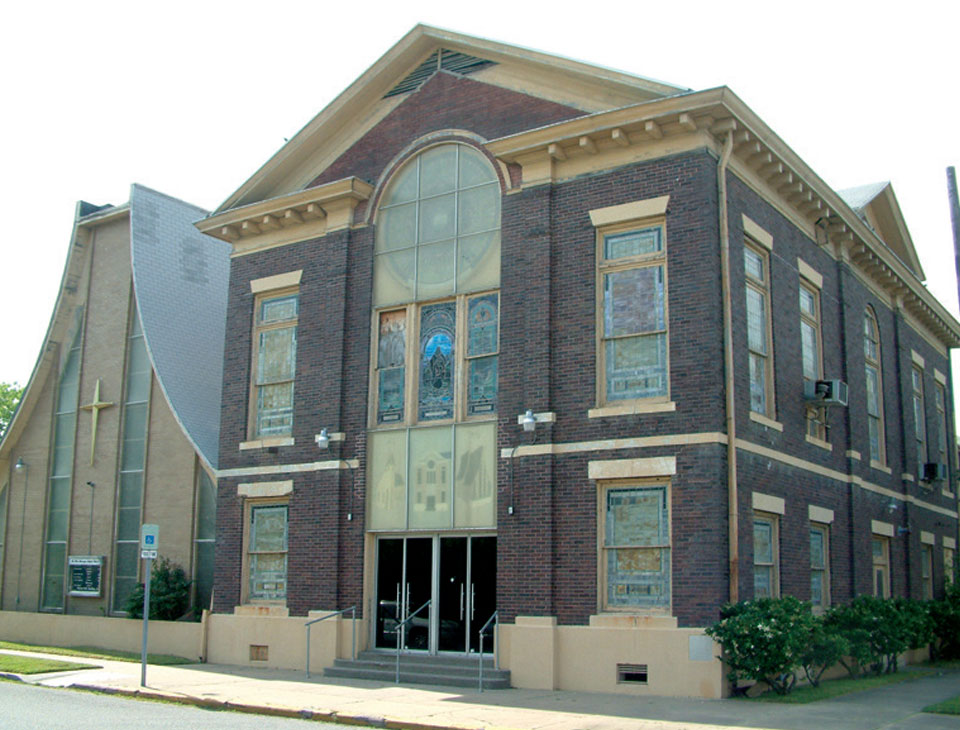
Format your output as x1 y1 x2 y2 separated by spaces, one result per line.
324 651 511 689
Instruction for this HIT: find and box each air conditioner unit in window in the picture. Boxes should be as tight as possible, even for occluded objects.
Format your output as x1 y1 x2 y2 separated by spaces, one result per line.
923 462 948 482
803 379 848 407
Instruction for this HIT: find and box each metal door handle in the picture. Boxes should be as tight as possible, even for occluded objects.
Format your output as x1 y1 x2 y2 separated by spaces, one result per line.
406 583 410 616
471 584 475 620
460 584 464 620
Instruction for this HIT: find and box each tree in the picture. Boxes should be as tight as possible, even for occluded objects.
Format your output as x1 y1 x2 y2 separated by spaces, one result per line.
0 381 24 438
124 557 191 621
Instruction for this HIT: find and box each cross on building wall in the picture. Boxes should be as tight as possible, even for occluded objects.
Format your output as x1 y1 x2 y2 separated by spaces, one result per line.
80 378 115 466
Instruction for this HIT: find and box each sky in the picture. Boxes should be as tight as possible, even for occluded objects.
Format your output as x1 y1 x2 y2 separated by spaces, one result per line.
1 1 958 393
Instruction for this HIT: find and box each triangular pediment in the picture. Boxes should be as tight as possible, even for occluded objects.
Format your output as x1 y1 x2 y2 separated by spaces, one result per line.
838 182 925 279
213 24 688 213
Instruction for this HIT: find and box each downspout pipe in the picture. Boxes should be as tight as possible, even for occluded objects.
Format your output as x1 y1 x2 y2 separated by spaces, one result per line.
717 128 739 604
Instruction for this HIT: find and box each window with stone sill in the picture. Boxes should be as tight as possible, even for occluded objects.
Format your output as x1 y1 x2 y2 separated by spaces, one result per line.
864 308 886 465
601 483 671 610
753 512 779 598
810 523 830 610
935 382 948 469
246 502 288 602
913 366 927 478
745 243 774 418
922 544 933 600
872 535 890 598
251 291 298 438
597 223 668 405
945 547 955 586
800 281 826 441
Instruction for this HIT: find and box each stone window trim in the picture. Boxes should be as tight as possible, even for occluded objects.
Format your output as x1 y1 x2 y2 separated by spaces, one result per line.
369 290 500 429
871 532 891 598
248 286 299 440
597 479 672 614
934 381 948 469
744 239 776 420
595 214 670 407
912 365 927 479
800 273 826 442
241 497 289 606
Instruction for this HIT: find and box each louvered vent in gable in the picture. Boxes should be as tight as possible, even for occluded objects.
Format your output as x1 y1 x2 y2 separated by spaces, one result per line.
384 49 496 98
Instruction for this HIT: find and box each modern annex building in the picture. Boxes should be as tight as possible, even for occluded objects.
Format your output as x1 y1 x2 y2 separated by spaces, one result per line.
195 26 959 695
0 186 229 618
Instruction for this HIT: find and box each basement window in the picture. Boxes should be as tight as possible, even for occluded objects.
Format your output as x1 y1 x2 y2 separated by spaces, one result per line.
617 663 648 684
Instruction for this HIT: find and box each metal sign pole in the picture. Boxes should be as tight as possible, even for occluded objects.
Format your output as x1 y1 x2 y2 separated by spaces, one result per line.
140 556 152 687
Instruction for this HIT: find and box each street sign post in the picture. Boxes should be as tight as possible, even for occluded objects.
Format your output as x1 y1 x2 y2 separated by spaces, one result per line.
139 524 159 687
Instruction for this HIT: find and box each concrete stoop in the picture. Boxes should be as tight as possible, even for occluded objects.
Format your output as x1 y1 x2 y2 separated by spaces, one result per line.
324 650 511 690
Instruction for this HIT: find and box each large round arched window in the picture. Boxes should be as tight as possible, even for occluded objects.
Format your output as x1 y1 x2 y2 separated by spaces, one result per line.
374 143 500 306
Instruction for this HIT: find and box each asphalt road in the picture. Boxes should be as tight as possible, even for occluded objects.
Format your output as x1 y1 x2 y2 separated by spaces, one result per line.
0 680 352 730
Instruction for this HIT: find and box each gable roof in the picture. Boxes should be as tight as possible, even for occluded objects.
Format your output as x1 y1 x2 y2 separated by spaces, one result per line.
212 24 688 213
838 182 925 279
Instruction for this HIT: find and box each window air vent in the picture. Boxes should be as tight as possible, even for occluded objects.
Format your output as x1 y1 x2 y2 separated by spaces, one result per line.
616 663 648 684
249 644 269 661
384 49 496 98
803 379 848 407
923 462 948 483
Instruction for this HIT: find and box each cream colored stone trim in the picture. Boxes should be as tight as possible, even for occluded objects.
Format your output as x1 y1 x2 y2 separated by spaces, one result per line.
797 258 823 288
500 431 728 458
945 536 956 550
239 436 295 450
846 450 862 461
934 368 947 385
515 616 557 627
588 456 676 480
920 530 936 546
943 488 956 499
250 270 303 293
218 458 359 479
911 350 925 368
872 520 895 538
734 438 958 519
752 492 785 515
238 480 293 498
588 195 669 227
901 473 915 483
870 460 893 475
808 505 835 524
806 434 832 451
749 411 783 431
742 215 773 250
515 411 556 426
315 431 346 443
588 401 676 418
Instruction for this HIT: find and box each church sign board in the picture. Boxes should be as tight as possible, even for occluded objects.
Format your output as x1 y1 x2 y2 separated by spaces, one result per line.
68 555 104 597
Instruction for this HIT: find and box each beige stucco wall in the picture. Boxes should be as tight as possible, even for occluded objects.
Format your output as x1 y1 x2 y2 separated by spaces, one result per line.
499 615 724 698
0 609 201 660
205 612 367 673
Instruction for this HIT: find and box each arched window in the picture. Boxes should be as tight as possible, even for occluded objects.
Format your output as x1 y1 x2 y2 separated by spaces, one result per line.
864 308 885 464
374 143 500 306
367 143 501 532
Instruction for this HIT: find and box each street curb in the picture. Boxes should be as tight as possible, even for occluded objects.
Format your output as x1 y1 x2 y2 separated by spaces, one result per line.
68 683 490 730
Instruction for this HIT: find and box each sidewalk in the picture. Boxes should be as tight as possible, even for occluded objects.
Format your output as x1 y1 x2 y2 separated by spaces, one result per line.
3 649 959 730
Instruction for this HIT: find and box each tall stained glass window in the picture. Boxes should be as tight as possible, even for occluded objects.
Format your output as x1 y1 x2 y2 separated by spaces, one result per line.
418 302 456 421
602 485 670 609
745 244 773 417
864 309 885 464
253 293 298 437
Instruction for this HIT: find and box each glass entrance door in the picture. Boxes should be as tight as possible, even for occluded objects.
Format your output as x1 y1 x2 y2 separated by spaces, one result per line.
375 535 496 655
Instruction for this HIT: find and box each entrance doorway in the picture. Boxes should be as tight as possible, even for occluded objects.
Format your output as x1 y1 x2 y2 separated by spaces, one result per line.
374 535 495 655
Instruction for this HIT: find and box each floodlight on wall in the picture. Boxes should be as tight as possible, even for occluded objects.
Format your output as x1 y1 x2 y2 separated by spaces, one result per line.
521 410 537 433
14 458 25 473
887 498 899 513
315 428 330 449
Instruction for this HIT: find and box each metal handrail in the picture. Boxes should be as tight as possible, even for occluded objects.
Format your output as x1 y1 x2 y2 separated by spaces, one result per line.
477 610 499 692
394 599 431 684
305 606 356 678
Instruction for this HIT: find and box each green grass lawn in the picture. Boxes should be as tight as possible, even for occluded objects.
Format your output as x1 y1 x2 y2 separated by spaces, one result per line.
0 641 193 666
924 696 960 715
0 653 98 675
747 668 935 704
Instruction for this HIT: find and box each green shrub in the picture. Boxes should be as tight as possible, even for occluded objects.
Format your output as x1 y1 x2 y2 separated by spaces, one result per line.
931 580 960 660
824 596 931 675
124 557 191 621
706 597 816 695
800 622 848 687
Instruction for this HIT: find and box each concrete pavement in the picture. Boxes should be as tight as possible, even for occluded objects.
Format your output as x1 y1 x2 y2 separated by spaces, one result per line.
2 649 958 730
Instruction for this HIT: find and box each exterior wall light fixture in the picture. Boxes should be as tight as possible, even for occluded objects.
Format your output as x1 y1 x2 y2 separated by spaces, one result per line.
521 409 536 432
315 428 330 449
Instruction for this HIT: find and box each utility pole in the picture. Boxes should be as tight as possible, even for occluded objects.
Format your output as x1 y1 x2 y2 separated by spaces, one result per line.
948 167 960 311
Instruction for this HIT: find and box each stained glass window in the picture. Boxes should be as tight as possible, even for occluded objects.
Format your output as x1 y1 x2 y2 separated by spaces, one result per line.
467 293 498 415
864 309 885 463
418 302 456 421
377 310 406 423
603 486 670 608
745 245 772 416
249 504 288 601
254 293 298 436
810 524 829 609
753 514 778 598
